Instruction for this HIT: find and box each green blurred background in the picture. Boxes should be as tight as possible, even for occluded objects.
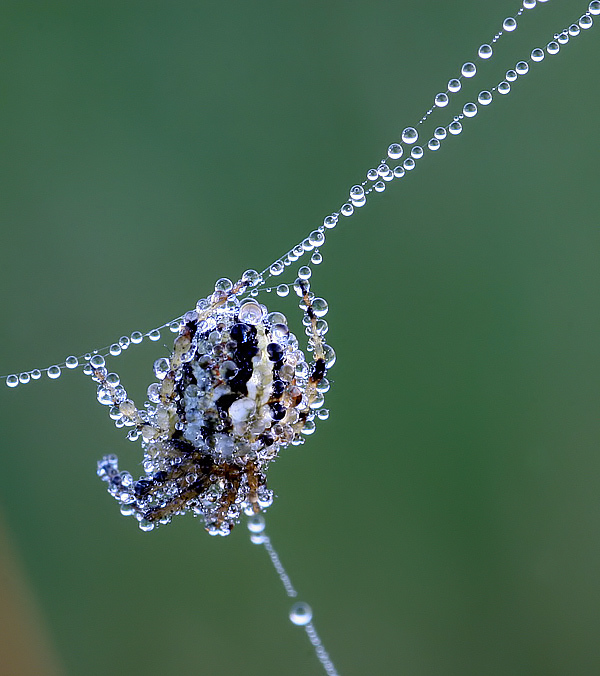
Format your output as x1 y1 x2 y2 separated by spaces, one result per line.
1 1 599 675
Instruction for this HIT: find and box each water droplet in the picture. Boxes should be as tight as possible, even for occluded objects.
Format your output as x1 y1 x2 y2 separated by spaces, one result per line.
289 602 313 626
447 78 461 93
311 298 328 317
276 284 290 297
109 343 122 356
531 48 545 62
311 251 323 265
387 143 403 159
298 266 312 280
448 121 462 135
90 354 105 368
323 215 337 229
65 356 79 369
31 369 42 380
119 336 130 349
434 93 449 107
247 514 266 533
138 519 155 532
309 230 325 246
462 102 477 118
434 127 447 140
393 166 405 178
215 277 233 292
238 300 264 325
579 14 593 29
47 365 61 379
401 127 418 144
503 17 517 31
148 329 161 342
340 203 354 217
403 158 415 171
478 44 493 59
497 81 511 95
242 269 261 287
523 0 536 10
477 90 492 105
505 69 518 82
590 1 600 16
461 62 477 78
374 181 385 193
515 61 529 75
19 373 30 384
546 41 560 55
428 138 441 151
6 375 18 388
410 145 424 160
130 331 143 344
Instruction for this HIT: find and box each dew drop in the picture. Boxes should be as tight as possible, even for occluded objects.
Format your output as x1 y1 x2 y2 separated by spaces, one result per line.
478 44 493 59
311 251 323 265
130 331 143 344
434 127 447 140
387 143 403 159
65 356 79 369
277 284 290 297
90 354 105 368
503 17 517 31
247 514 266 533
298 266 312 280
462 102 477 118
31 369 42 380
477 90 492 105
6 375 18 388
19 372 30 384
242 269 261 287
428 138 441 151
447 78 461 93
546 41 560 55
461 62 476 78
434 93 449 108
289 602 313 626
215 277 233 292
109 344 122 356
148 329 161 342
309 230 325 246
340 203 354 217
515 61 529 75
448 121 462 135
410 145 424 160
497 81 511 95
401 127 418 144
590 1 600 16
580 14 593 29
47 365 61 379
531 48 545 62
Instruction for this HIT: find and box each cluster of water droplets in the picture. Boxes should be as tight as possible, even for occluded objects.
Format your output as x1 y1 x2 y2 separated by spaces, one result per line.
3 0 598 391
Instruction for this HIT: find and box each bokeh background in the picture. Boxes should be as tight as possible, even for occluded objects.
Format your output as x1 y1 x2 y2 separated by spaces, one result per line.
1 1 599 675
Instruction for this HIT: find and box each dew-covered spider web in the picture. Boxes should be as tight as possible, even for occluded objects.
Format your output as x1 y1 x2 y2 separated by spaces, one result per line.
1 2 599 675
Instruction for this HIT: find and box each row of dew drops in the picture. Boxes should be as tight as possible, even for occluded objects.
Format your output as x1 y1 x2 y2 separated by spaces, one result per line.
4 0 598 389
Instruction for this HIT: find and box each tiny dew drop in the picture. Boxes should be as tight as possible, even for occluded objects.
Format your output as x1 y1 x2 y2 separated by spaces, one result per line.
148 329 161 342
65 356 79 369
276 284 290 297
6 375 18 388
289 602 313 626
